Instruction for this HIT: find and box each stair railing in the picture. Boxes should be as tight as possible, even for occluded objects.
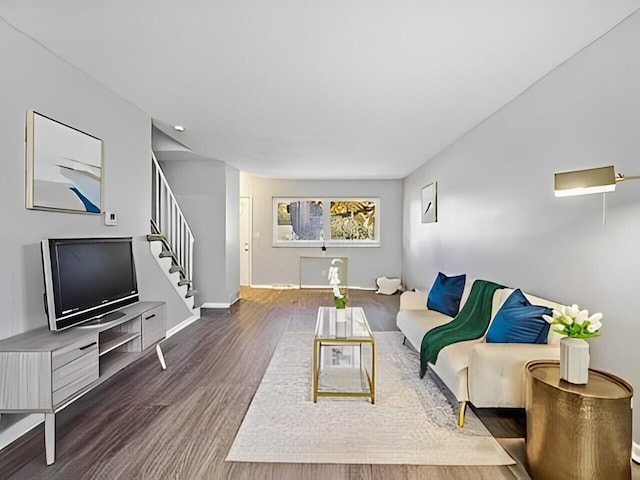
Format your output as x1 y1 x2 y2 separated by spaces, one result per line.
151 152 195 284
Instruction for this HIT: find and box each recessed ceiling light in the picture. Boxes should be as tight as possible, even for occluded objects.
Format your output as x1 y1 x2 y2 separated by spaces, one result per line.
174 125 185 132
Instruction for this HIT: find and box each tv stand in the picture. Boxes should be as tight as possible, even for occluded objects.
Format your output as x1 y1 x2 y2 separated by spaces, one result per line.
0 301 166 465
80 310 126 326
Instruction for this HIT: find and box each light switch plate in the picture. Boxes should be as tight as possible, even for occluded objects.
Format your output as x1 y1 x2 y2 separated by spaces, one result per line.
104 212 118 226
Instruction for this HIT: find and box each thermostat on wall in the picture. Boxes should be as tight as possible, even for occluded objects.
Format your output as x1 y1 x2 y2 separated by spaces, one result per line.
104 212 118 226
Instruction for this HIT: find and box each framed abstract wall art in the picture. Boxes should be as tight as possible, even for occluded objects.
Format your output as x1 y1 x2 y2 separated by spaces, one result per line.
26 110 103 214
421 182 437 223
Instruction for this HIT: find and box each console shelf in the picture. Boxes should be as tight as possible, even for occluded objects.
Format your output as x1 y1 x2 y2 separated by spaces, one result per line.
99 331 141 356
0 301 166 465
100 351 140 378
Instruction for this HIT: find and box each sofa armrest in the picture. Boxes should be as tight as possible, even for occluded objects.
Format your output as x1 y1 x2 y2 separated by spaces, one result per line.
399 291 428 310
467 343 560 408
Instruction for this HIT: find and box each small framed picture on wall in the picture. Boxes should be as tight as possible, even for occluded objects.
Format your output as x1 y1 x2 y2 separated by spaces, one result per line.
421 182 437 223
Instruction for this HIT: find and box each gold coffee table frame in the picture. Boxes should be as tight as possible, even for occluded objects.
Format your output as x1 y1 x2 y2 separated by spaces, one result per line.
312 306 375 404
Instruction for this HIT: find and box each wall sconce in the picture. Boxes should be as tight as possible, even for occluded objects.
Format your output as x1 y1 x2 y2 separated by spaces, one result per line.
554 165 640 197
554 165 640 224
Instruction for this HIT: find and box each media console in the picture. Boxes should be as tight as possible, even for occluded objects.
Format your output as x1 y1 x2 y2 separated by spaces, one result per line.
0 301 166 465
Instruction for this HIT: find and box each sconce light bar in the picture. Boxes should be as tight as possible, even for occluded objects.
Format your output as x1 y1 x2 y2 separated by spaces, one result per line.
554 166 617 197
555 165 640 197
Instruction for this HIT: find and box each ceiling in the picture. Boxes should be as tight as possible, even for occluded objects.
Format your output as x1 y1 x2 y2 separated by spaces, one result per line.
2 1 639 179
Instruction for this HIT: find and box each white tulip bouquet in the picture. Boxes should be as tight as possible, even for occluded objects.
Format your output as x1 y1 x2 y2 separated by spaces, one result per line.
543 304 603 339
328 259 347 309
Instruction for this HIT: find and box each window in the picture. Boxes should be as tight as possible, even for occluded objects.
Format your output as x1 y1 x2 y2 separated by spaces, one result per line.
273 197 380 247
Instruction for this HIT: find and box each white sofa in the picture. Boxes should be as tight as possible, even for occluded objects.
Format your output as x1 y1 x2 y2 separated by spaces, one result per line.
396 280 563 426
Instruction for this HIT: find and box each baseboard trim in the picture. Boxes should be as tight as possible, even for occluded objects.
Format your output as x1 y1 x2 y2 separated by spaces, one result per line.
201 302 230 309
166 311 201 338
0 414 44 451
249 284 377 291
633 442 640 464
250 284 292 289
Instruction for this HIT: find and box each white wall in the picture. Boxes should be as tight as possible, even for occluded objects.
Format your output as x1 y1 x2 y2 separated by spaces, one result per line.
403 11 640 443
0 19 153 338
226 165 240 304
241 174 403 288
0 17 195 444
160 158 240 306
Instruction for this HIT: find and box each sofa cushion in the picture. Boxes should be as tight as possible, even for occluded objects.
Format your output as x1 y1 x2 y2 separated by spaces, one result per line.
396 309 452 352
486 289 552 344
431 339 482 402
427 272 466 317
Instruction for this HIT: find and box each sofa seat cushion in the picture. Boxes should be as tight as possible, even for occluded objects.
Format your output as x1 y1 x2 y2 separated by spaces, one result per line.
468 342 561 407
430 339 482 402
396 309 452 352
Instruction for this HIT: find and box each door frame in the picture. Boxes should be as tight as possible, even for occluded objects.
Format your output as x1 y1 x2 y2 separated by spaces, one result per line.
239 196 252 286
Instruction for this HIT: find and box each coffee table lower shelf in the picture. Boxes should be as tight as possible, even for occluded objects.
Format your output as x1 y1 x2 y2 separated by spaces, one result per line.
312 339 375 404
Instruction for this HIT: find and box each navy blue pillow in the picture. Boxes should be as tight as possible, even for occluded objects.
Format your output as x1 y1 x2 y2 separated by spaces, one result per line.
486 289 552 344
427 272 466 317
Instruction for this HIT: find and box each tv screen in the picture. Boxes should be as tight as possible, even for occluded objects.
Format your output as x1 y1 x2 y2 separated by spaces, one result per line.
42 237 139 331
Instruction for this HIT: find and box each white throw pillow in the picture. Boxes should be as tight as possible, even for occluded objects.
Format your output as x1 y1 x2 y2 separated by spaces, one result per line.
376 277 402 295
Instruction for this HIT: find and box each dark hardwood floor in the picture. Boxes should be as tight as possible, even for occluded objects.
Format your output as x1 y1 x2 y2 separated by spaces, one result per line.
0 287 627 479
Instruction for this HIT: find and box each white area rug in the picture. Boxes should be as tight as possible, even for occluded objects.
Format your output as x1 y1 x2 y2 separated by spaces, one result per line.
226 331 515 465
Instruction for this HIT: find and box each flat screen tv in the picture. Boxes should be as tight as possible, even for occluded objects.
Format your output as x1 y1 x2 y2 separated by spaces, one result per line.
41 237 139 331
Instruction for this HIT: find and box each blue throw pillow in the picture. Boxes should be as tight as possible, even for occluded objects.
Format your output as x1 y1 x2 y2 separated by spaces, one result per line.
486 289 552 344
427 272 466 317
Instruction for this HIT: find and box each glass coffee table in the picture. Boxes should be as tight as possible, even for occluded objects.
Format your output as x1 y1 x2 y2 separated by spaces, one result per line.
312 306 376 404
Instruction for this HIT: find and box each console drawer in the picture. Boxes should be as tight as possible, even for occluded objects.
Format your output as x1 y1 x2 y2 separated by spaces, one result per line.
52 365 97 406
52 349 98 390
52 339 98 406
52 337 98 370
141 305 166 350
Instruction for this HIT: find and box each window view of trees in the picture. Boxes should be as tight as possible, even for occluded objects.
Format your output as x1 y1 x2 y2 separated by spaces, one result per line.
330 201 376 241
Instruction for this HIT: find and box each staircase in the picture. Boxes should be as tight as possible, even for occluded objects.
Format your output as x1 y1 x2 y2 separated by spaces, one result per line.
147 153 198 309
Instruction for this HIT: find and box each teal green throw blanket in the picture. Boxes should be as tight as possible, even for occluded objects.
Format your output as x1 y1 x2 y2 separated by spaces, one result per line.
420 279 503 378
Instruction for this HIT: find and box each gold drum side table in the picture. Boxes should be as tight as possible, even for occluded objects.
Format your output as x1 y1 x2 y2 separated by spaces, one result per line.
526 360 633 480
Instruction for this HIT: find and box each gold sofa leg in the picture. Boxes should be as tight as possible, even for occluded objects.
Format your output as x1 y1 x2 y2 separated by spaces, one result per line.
458 401 467 427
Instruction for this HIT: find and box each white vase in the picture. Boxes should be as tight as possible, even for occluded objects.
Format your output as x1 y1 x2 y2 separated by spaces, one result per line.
560 337 590 384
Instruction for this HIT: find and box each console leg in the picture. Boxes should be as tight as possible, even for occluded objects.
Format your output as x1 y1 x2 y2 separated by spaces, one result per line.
156 343 167 370
45 413 55 465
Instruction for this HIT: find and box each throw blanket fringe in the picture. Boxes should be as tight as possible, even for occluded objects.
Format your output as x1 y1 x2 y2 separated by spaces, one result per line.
420 279 503 378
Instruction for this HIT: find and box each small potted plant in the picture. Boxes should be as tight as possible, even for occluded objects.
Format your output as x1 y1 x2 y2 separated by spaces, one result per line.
543 305 602 384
